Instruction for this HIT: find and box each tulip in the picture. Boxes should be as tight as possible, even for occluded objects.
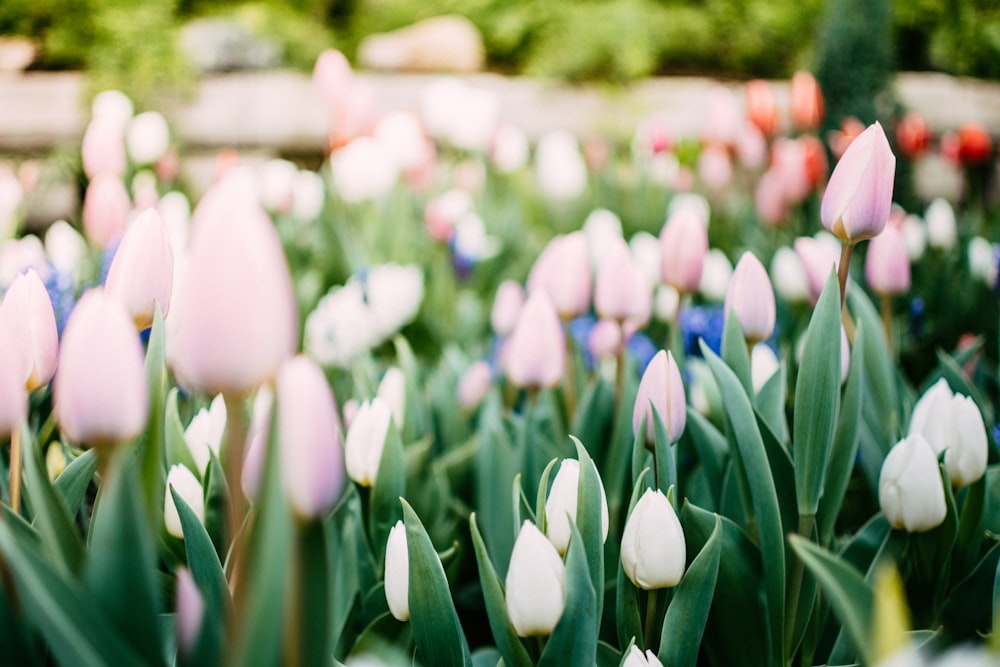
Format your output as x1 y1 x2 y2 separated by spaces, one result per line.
623 646 665 667
820 122 896 245
91 90 134 130
621 488 686 589
256 159 298 214
698 249 733 303
169 176 297 396
724 251 776 344
490 280 525 336
330 137 399 204
376 367 406 434
127 111 171 165
344 397 392 487
900 215 927 262
526 232 591 319
865 225 911 297
457 360 492 410
770 246 810 303
502 291 566 389
424 189 473 242
744 80 779 137
895 113 931 158
184 394 227 475
967 236 998 288
633 350 686 443
544 459 610 555
588 318 622 360
702 86 741 147
908 379 987 487
81 116 127 179
277 356 345 520
164 464 205 538
365 264 424 340
751 344 780 393
292 169 325 220
175 568 205 656
312 49 354 111
241 385 273 503
629 231 662 288
595 237 651 331
374 111 433 175
534 130 587 202
653 285 680 323
491 123 530 173
879 434 947 532
956 122 992 164
0 318 27 437
583 208 624 269
54 289 148 447
384 521 410 622
697 146 732 191
104 208 174 330
794 235 840 304
925 198 956 251
45 220 87 280
789 71 824 131
505 521 567 637
755 169 790 226
660 208 708 294
829 116 866 159
0 269 58 391
82 173 131 248
420 79 499 152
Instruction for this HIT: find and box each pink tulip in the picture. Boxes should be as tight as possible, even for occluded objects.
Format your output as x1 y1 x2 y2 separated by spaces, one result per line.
174 568 205 656
458 360 492 410
54 289 148 447
754 169 789 226
697 146 733 191
588 318 622 360
660 208 708 294
81 116 127 180
277 356 345 520
170 178 298 396
104 208 174 330
794 235 840 304
594 237 651 331
821 122 896 244
491 280 525 336
633 350 686 443
725 251 776 344
527 233 592 319
0 269 58 391
241 385 273 503
0 318 27 437
789 71 824 131
502 291 565 389
312 49 354 111
865 224 910 297
82 173 131 248
745 80 779 137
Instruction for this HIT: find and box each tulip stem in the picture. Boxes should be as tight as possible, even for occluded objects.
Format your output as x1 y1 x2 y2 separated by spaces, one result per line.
880 295 894 355
837 243 853 311
614 327 627 421
784 512 815 658
643 588 660 653
8 427 22 514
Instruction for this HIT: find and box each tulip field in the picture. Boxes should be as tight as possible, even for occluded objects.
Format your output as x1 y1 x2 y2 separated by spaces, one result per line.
2 50 1000 667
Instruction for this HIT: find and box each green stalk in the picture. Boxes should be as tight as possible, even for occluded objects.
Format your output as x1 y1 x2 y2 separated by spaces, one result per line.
784 513 815 660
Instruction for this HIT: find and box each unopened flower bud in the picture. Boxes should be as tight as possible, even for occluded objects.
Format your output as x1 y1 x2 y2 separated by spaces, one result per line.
621 488 686 589
344 398 392 487
164 464 205 539
505 521 566 637
633 350 686 443
384 521 410 622
544 459 610 555
879 434 947 532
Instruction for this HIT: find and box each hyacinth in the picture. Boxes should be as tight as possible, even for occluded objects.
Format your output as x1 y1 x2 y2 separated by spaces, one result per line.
820 122 896 244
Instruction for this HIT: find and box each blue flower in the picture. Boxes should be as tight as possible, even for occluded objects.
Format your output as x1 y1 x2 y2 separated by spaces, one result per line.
679 305 726 358
43 266 76 336
627 332 658 374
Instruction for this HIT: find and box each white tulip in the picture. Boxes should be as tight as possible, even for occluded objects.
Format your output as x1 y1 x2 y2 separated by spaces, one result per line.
184 393 227 475
925 198 957 250
344 398 392 487
879 434 947 532
164 464 205 539
376 367 406 432
620 488 686 589
908 379 988 487
505 521 566 637
544 459 610 555
623 645 665 667
384 521 410 622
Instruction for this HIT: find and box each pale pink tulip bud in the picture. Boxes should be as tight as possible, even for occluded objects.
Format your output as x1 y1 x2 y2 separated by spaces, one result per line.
755 168 790 226
698 248 733 303
821 122 896 244
789 71 824 131
595 237 651 330
745 80 779 137
770 247 810 303
794 235 840 304
457 360 492 410
0 318 28 437
54 289 148 447
241 385 273 503
588 319 622 360
0 269 58 391
104 208 174 330
633 350 686 443
736 122 767 169
82 173 131 248
505 521 567 637
544 458 609 555
865 225 910 297
164 464 205 538
725 251 776 344
660 208 708 294
621 488 686 589
490 123 530 173
702 86 741 147
277 356 345 520
502 291 565 389
491 280 525 336
770 138 811 205
527 232 591 319
170 178 297 396
127 112 170 166
312 49 354 110
81 116 127 179
384 521 410 622
175 568 205 656
697 146 733 191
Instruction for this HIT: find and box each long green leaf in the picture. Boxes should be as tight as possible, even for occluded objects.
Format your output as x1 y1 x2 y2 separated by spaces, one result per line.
370 421 405 565
539 522 597 667
658 514 722 667
165 388 199 475
616 472 648 651
573 436 606 629
720 310 753 396
469 513 532 667
297 521 330 667
755 364 789 444
792 270 841 518
53 448 97 512
138 304 167 525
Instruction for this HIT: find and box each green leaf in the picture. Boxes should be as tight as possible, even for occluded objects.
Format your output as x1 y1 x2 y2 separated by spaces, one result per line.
393 335 427 444
469 513 532 667
295 521 330 667
788 535 873 665
327 494 361 659
755 363 789 444
165 388 200 475
847 289 900 443
603 353 640 523
534 457 560 536
955 475 987 576
138 304 167 525
572 436 606 630
53 448 97 512
84 458 163 665
818 321 866 545
475 390 518 577
370 420 405 564
702 343 785 663
402 498 472 667
792 270 841 518
616 472 649 651
941 541 1000 641
571 379 614 460
202 451 229 562
651 406 677 493
720 309 753 396
658 514 722 667
681 409 728 498
539 522 597 667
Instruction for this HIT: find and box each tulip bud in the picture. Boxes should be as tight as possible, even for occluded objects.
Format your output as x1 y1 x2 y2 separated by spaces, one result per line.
908 379 987 487
544 459 610 555
127 111 171 165
925 198 957 251
623 646 665 667
583 208 624 269
0 318 27 437
751 344 780 393
175 568 205 656
505 521 567 637
53 289 148 447
312 49 354 110
588 318 622 360
770 246 810 303
698 248 733 303
527 232 591 319
595 237 651 331
164 464 205 538
184 394 227 476
376 367 406 432
820 122 896 244
502 291 565 389
865 225 911 297
724 251 776 344
0 269 58 391
45 220 88 280
82 173 131 248
794 234 840 304
81 116 127 180
755 169 790 227
491 123 530 173
697 146 732 191
241 385 273 503
633 350 686 443
104 208 174 330
956 122 993 164
895 113 931 158
967 236 998 288
744 80 779 137
457 360 492 410
534 130 587 202
789 71 824 131
879 434 947 532
344 397 392 487
169 177 297 396
660 208 708 294
384 521 410 622
277 356 346 520
621 488 686 589
491 280 525 336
